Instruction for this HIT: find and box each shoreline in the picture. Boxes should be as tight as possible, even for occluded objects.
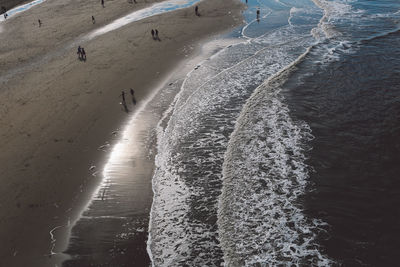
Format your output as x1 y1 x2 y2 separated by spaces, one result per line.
0 0 245 265
1 0 32 13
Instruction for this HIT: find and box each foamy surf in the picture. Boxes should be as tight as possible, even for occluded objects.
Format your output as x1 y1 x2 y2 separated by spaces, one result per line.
147 2 323 264
218 57 332 266
0 0 46 22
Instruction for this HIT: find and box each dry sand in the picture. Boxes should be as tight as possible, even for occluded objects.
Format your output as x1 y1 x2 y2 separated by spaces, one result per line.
0 0 244 266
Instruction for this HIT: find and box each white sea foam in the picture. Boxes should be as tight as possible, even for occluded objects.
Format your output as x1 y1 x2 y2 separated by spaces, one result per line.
147 19 319 266
0 0 46 22
218 49 333 266
86 0 201 40
311 0 353 39
144 0 356 264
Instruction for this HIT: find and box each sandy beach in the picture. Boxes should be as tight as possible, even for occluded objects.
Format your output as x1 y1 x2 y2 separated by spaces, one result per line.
0 0 244 265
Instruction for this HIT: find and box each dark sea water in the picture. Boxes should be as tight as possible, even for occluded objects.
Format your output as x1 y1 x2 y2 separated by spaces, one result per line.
283 20 400 266
148 0 400 266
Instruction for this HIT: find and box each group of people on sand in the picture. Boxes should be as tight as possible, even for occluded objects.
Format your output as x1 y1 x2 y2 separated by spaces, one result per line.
151 29 159 40
120 88 137 112
77 46 87 61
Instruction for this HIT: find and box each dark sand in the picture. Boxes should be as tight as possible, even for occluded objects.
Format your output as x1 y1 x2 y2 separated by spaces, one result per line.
0 0 244 266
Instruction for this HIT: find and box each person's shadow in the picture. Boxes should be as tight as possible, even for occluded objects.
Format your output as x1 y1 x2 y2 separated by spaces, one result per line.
121 100 129 112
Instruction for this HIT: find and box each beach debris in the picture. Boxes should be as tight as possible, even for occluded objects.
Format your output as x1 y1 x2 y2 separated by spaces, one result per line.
49 225 64 256
194 65 201 70
89 165 96 171
98 142 110 151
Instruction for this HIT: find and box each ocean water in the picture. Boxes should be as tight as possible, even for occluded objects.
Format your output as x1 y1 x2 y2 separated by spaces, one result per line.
148 0 400 266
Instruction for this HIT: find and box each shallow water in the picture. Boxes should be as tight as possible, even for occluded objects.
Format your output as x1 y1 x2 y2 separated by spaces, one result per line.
86 0 201 40
148 0 400 265
0 0 46 22
63 78 182 266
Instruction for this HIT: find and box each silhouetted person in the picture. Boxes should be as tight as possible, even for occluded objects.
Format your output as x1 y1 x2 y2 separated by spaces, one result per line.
151 29 155 39
81 48 86 60
256 8 260 18
92 15 95 24
130 88 136 105
246 0 248 3
3 13 7 19
77 46 82 59
101 0 104 7
195 5 199 16
38 19 42 27
155 29 159 40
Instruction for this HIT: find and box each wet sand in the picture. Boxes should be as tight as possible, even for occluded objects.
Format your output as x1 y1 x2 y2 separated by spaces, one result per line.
0 0 244 266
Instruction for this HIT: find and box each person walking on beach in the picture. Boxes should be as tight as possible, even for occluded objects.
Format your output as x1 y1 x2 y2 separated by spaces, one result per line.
130 88 136 105
101 0 105 7
151 29 155 39
155 29 159 40
38 19 42 27
195 5 199 16
77 46 82 60
92 15 95 24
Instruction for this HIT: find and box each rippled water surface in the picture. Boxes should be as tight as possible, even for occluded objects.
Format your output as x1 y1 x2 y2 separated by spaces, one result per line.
148 0 400 266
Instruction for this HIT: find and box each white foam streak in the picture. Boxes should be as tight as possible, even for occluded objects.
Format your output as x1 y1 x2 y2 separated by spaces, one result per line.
218 46 333 266
86 0 200 40
311 0 352 39
0 0 46 22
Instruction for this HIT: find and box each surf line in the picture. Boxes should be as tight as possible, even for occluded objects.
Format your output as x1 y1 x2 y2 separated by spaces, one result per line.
0 0 46 22
85 0 202 41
